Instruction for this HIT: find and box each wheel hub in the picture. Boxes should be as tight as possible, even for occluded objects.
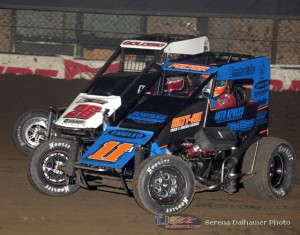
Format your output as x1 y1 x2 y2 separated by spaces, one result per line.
24 118 48 148
42 152 68 185
149 167 184 205
269 154 284 188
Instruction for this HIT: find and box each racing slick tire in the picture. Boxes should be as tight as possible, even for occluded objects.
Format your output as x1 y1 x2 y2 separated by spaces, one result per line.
28 138 80 197
242 137 296 200
13 110 49 156
133 155 195 215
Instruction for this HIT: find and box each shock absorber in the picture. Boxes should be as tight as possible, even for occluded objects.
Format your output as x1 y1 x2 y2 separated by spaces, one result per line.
65 139 80 177
134 145 145 172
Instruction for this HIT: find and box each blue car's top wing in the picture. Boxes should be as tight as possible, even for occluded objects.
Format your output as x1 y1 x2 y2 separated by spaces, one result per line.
163 61 218 74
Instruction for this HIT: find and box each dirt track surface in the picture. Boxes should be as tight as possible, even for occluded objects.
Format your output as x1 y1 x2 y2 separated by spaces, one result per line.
0 75 299 235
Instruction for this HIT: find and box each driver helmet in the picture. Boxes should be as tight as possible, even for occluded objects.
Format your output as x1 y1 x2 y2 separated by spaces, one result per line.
203 80 228 98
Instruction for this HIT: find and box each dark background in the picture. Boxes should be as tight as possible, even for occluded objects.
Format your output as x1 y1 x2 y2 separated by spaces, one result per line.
0 0 299 18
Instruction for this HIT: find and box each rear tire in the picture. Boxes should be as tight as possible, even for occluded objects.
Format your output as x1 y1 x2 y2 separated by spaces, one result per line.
28 138 80 197
133 155 195 215
242 137 296 199
13 110 49 155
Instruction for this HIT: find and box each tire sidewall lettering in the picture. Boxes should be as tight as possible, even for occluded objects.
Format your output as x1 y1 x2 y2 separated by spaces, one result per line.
277 144 294 161
48 142 71 150
45 184 71 193
147 158 171 175
269 143 296 197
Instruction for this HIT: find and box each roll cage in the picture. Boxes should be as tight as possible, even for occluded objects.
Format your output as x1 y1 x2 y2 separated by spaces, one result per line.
85 34 210 94
162 55 271 130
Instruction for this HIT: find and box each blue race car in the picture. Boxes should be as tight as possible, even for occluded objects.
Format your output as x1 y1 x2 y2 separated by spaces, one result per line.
28 52 296 215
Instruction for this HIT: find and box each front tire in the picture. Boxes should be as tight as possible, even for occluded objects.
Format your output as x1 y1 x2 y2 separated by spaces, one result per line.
13 110 49 155
133 155 195 215
28 138 80 196
242 137 296 200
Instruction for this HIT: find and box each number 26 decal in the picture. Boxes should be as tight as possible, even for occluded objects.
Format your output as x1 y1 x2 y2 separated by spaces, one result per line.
64 104 102 119
88 141 134 162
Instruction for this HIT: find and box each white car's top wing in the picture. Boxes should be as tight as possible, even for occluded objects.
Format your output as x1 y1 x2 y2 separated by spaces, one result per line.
120 36 210 55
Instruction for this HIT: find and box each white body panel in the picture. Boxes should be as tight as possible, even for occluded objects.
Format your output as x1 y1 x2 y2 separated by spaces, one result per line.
55 93 122 129
120 36 210 55
164 36 210 55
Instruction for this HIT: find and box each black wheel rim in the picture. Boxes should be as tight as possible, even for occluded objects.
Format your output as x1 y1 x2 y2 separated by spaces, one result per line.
269 154 284 188
41 151 68 185
149 166 185 205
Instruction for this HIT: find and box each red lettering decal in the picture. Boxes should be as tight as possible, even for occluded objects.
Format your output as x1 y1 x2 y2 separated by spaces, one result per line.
122 40 165 48
5 67 33 75
288 80 300 91
34 69 59 78
64 59 99 80
0 66 4 74
270 79 283 91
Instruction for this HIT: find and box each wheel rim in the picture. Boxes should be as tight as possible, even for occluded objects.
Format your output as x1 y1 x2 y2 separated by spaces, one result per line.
269 154 284 188
41 151 68 185
23 117 48 148
149 166 185 205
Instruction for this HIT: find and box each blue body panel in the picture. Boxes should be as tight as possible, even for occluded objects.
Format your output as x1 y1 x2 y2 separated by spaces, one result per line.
78 125 154 168
216 57 270 108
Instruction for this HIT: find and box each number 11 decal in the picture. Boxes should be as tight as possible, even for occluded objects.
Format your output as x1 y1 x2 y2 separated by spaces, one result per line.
88 141 134 162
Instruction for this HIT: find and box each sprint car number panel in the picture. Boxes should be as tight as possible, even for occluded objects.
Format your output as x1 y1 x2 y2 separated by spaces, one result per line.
55 93 121 129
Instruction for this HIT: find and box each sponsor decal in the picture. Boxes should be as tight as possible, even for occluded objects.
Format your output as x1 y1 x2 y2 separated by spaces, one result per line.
170 112 203 132
77 98 107 105
256 97 268 106
255 80 269 89
230 65 255 77
127 111 167 124
121 40 167 48
214 107 244 123
156 214 201 229
227 118 255 133
256 110 268 125
168 63 210 72
254 88 269 97
108 130 146 139
260 63 265 75
63 119 86 125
